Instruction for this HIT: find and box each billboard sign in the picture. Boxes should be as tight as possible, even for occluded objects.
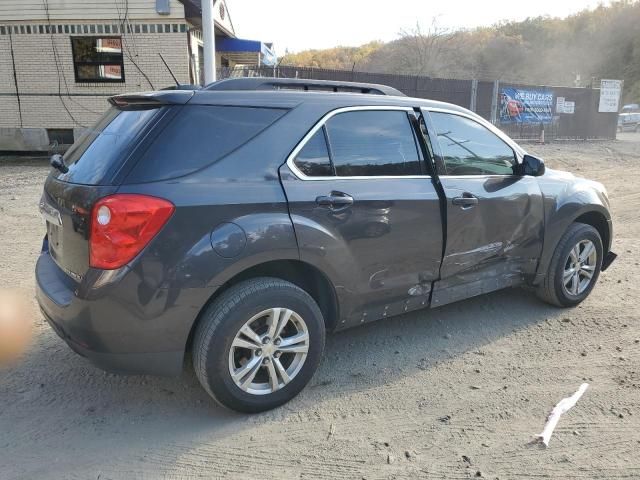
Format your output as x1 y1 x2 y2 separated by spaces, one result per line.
599 79 622 112
500 87 554 124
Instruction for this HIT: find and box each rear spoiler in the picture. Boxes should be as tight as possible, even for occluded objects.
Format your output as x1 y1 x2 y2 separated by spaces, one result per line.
108 90 195 109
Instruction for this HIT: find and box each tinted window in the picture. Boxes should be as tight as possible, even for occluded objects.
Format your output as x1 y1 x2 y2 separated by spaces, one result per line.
60 107 160 185
326 110 422 176
294 128 333 177
430 112 515 176
127 106 286 183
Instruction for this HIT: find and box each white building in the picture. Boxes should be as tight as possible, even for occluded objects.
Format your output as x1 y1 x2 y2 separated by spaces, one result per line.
0 0 276 152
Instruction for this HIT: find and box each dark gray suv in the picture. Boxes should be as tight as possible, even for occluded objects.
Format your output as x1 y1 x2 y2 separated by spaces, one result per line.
36 78 616 412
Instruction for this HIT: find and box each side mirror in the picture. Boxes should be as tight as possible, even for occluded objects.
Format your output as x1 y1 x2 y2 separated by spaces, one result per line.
521 154 545 177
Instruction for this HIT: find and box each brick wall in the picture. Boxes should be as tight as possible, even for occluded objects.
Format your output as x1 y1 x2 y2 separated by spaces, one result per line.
0 22 191 130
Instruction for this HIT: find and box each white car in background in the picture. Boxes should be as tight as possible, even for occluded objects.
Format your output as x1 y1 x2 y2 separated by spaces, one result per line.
618 112 640 132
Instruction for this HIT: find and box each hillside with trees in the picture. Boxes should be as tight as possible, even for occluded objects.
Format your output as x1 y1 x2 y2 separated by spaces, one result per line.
280 1 640 102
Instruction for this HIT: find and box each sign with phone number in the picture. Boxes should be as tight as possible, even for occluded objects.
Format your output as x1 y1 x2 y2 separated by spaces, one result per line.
500 87 554 124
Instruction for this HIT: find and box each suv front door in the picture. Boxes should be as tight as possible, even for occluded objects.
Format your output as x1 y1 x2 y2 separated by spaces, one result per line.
422 109 544 306
281 107 443 327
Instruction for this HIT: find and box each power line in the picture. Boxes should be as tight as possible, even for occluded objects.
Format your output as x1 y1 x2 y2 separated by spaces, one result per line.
7 28 23 127
42 0 86 128
114 0 155 89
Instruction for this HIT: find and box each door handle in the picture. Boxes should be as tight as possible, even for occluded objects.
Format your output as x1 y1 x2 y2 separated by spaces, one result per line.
452 193 479 208
316 191 354 209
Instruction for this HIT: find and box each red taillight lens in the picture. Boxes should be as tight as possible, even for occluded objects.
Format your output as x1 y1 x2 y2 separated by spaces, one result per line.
89 194 175 270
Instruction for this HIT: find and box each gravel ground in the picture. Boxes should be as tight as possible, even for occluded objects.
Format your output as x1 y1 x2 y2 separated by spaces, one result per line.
1 133 639 479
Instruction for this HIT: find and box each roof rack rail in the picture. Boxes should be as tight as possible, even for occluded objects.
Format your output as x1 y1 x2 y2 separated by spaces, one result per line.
204 77 405 96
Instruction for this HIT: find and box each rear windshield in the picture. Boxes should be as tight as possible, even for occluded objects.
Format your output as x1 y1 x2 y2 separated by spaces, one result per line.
59 107 161 185
124 106 287 183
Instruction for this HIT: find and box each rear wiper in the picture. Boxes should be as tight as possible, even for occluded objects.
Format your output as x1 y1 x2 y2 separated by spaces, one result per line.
50 154 69 174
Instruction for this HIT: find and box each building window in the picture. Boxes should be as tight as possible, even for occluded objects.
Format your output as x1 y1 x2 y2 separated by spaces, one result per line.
71 36 125 83
47 128 74 146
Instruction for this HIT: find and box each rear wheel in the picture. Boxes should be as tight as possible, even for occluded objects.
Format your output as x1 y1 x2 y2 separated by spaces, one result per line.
193 277 325 413
537 223 603 307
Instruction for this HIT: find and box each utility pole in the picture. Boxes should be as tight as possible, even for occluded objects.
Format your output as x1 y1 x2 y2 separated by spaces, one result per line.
202 0 216 85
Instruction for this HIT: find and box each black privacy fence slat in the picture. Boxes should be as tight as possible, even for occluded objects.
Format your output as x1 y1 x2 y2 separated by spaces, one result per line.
217 65 618 141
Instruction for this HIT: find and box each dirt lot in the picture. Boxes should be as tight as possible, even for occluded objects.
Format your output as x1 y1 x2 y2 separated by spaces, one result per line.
1 134 639 480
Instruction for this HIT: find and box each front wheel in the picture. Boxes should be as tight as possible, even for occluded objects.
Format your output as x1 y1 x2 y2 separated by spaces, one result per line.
537 223 603 307
193 277 325 413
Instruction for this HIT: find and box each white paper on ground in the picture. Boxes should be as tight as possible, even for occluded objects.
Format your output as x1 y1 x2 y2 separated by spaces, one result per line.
535 383 589 447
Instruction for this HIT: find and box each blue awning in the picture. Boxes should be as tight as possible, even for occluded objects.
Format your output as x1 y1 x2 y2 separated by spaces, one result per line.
216 37 277 66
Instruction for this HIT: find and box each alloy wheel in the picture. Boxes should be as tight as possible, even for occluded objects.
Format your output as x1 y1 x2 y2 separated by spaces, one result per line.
563 239 597 296
228 308 309 395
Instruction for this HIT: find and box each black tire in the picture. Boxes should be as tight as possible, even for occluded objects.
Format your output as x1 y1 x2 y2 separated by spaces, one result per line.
193 277 325 413
536 223 603 307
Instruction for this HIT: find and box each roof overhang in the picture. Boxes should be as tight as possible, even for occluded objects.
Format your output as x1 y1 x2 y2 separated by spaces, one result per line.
180 0 235 38
217 37 277 66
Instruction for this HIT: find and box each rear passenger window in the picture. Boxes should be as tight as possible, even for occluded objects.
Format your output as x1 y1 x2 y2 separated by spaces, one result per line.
126 106 286 183
325 110 423 176
294 128 333 177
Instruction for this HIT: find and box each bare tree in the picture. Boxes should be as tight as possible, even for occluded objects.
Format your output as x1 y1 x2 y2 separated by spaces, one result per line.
394 18 451 76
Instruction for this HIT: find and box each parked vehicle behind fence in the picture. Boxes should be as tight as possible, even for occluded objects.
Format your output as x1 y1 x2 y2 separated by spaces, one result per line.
36 78 616 413
618 112 640 132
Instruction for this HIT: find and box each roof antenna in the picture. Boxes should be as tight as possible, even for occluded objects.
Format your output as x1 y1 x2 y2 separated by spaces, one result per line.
158 53 179 87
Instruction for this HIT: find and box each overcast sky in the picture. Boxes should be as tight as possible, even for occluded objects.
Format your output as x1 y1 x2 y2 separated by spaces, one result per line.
228 0 611 53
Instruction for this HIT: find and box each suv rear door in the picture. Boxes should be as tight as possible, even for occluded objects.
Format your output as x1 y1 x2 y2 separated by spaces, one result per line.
280 107 443 327
422 108 544 306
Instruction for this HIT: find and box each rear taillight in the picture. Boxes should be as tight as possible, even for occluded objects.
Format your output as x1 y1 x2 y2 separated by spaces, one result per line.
89 194 175 270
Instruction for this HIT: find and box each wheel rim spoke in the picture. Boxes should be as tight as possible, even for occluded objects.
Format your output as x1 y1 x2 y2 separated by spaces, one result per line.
278 344 309 354
572 271 580 295
278 332 309 354
580 267 594 279
580 242 595 262
232 355 262 388
266 359 279 392
274 309 293 339
569 246 579 263
232 337 260 351
563 267 575 283
240 325 262 346
265 308 282 339
273 357 291 385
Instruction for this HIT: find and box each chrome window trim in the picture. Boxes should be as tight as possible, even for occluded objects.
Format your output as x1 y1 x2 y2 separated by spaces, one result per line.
424 107 525 165
286 106 432 181
438 174 516 179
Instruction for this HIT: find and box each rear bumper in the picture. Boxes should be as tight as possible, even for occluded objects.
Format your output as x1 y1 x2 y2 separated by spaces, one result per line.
35 252 212 375
39 306 184 375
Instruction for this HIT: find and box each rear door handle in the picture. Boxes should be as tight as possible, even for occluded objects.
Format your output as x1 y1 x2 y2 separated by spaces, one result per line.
452 193 479 208
316 191 354 209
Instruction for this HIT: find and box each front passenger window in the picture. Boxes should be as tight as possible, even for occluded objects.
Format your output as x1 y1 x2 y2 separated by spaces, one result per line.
430 112 516 176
